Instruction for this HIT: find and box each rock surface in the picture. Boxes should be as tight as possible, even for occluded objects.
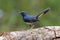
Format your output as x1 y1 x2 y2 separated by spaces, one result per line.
0 26 60 40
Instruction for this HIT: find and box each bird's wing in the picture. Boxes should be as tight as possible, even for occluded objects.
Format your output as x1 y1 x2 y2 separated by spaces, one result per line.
35 8 50 19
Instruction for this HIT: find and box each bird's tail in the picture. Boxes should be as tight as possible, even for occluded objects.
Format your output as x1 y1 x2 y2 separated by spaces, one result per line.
36 7 50 19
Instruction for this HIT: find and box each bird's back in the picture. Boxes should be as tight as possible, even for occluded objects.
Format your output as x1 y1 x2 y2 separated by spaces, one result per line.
23 16 37 22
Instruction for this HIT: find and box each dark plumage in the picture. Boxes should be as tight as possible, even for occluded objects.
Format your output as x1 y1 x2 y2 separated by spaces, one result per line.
20 8 50 23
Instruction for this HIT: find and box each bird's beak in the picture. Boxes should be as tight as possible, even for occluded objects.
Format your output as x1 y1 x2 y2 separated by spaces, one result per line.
18 11 25 14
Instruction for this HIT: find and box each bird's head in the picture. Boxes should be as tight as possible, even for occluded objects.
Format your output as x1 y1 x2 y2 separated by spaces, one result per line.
20 11 27 17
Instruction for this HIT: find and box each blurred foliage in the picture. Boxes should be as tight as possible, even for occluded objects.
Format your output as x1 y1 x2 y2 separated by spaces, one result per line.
0 0 60 32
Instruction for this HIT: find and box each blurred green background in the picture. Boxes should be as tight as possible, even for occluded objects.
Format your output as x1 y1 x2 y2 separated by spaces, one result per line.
0 0 60 32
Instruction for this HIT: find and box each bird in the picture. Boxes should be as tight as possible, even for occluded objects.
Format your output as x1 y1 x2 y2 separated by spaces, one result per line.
20 8 50 27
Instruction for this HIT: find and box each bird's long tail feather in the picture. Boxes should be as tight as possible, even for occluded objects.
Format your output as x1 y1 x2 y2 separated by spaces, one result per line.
36 7 50 18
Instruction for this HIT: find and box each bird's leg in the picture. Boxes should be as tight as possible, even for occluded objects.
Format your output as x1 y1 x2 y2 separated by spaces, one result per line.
30 22 37 29
26 23 33 26
26 22 36 29
26 23 33 29
30 24 35 29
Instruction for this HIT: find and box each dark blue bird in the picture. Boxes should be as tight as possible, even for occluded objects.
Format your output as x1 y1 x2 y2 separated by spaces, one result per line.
20 8 50 24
